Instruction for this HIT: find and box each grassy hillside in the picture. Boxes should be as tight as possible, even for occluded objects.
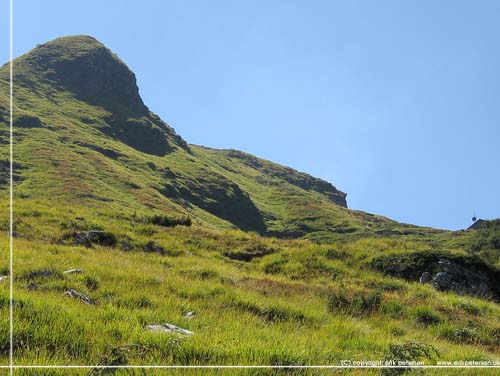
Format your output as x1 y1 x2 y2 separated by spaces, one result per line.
0 35 498 373
0 200 498 374
0 35 440 242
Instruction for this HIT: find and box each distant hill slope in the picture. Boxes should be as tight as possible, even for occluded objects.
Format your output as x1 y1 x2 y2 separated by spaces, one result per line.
0 35 433 240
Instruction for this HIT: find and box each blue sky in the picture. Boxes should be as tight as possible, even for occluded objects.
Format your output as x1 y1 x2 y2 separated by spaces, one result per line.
2 0 499 230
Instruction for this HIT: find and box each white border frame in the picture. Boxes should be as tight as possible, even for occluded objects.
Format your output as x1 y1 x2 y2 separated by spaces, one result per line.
9 0 14 373
6 0 499 373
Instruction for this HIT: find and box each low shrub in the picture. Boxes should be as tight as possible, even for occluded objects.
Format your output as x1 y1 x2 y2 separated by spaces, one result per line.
382 300 406 318
182 268 219 280
413 307 441 326
262 258 287 274
116 296 154 309
59 218 102 231
382 341 438 376
223 243 276 262
61 230 117 247
134 225 157 236
324 248 349 261
453 301 484 316
470 219 500 252
231 298 307 323
88 344 151 374
89 231 117 247
144 214 192 228
327 289 382 316
22 269 62 281
142 241 166 255
440 325 478 344
84 275 100 291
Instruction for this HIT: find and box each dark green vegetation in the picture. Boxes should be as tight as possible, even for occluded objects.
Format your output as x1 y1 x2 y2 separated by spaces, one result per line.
470 219 500 263
0 36 498 372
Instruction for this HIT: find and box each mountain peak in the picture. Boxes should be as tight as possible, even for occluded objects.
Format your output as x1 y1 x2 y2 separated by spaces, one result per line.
35 35 104 52
5 35 192 156
18 35 147 114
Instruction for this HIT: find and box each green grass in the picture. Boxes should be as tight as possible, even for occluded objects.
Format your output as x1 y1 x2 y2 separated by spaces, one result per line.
0 199 496 367
0 35 497 370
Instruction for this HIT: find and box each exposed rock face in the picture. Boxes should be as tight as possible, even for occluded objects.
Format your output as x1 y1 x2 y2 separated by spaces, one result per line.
63 230 117 247
24 35 147 115
372 251 500 301
424 260 494 299
101 116 173 156
419 272 432 284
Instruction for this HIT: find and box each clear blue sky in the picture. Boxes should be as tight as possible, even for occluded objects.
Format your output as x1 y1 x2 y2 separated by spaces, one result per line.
2 0 499 230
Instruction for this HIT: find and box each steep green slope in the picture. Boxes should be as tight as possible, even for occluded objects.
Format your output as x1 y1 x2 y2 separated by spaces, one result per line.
0 35 434 241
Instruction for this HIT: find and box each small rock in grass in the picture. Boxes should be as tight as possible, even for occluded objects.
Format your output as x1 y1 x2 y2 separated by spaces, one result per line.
147 324 193 335
185 311 196 319
0 275 7 282
63 289 92 305
63 268 84 274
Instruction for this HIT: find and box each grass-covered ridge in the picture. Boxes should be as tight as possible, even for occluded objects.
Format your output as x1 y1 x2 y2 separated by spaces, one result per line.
0 35 439 241
0 35 497 372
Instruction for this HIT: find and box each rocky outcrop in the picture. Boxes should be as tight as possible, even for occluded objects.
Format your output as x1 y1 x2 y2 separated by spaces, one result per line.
372 251 500 301
63 230 117 247
24 35 148 115
423 259 495 299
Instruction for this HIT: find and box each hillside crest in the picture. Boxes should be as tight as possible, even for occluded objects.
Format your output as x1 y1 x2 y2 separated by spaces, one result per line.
0 35 419 240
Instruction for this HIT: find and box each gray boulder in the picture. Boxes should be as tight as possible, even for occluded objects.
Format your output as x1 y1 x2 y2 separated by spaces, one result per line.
63 289 92 305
